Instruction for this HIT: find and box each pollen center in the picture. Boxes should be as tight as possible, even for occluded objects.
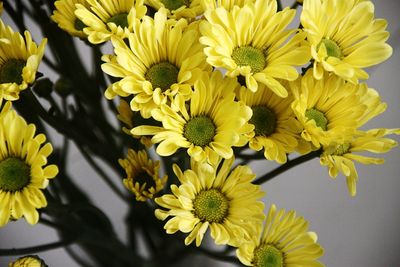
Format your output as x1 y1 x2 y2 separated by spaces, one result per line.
0 59 25 84
334 143 350 156
107 13 129 28
135 171 156 191
184 116 216 147
250 106 276 136
232 46 266 73
193 189 229 223
318 39 343 58
74 18 86 31
0 158 31 192
145 62 179 91
305 108 328 131
161 0 189 10
253 244 283 267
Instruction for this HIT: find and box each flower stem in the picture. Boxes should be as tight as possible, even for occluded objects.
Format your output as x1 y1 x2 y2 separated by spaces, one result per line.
0 239 74 256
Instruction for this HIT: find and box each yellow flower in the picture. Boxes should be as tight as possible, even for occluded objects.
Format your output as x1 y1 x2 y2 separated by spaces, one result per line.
237 83 302 164
119 149 167 201
0 20 47 105
237 204 325 267
9 255 47 267
75 0 147 44
52 0 89 38
201 0 253 11
301 0 392 83
145 0 203 19
132 71 253 166
290 70 381 148
155 157 265 247
0 103 58 227
199 0 310 97
102 11 210 118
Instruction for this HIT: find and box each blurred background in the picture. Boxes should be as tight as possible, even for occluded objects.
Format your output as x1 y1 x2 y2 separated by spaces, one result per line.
0 0 399 266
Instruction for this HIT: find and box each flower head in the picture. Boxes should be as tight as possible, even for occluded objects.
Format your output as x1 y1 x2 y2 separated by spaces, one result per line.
52 0 89 38
9 255 48 267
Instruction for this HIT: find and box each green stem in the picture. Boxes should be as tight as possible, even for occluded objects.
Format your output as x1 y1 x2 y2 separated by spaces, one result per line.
0 239 74 256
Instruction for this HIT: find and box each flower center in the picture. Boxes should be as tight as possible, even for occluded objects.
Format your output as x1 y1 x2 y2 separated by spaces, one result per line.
305 108 328 131
253 244 283 267
0 158 31 192
184 116 216 147
107 13 129 28
318 39 343 58
74 18 86 31
135 171 156 191
193 189 229 223
145 62 179 91
333 143 350 156
161 0 189 10
0 59 25 84
232 46 266 73
250 106 276 136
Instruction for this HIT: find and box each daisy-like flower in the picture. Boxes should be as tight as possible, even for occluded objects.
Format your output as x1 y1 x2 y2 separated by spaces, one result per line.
155 156 265 246
119 149 167 201
0 103 58 227
237 83 302 164
102 11 210 118
301 0 392 83
75 0 147 44
145 0 203 19
0 20 46 105
52 0 89 38
237 204 325 267
132 71 253 166
290 70 382 148
201 0 253 12
199 0 310 97
8 255 48 267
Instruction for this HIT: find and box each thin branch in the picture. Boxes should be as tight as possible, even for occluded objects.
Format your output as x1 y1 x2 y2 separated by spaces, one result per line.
0 239 74 256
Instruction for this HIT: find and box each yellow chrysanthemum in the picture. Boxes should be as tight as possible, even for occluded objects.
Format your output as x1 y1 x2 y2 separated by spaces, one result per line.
199 0 310 96
155 156 265 246
301 0 392 83
119 149 167 201
0 20 46 105
201 0 253 12
237 83 302 164
75 0 147 44
0 103 58 227
290 70 384 149
145 0 202 19
52 0 89 38
237 204 325 267
132 71 253 166
9 255 47 267
102 11 210 118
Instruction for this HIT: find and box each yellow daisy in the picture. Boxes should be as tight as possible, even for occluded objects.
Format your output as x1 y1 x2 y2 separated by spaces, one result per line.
290 70 380 148
9 255 47 267
131 71 253 166
102 12 210 118
237 204 325 267
237 83 302 164
201 0 253 11
0 20 47 105
155 156 265 246
199 0 310 97
75 0 147 44
301 0 392 83
52 0 89 38
145 0 203 19
119 149 167 201
0 103 58 227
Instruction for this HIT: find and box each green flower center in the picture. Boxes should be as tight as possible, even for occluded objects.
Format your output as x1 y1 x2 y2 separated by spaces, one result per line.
135 171 156 191
161 0 189 10
0 59 25 84
334 143 350 156
145 62 179 91
318 39 343 58
305 108 328 131
250 106 276 136
253 244 283 267
74 18 86 31
184 116 216 147
232 46 266 73
107 13 129 28
193 189 229 223
0 158 31 192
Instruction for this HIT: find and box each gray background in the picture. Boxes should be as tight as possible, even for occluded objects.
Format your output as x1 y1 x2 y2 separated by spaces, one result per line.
1 0 399 266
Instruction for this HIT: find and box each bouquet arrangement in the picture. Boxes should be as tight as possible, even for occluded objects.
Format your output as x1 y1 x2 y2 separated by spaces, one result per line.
0 0 398 266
